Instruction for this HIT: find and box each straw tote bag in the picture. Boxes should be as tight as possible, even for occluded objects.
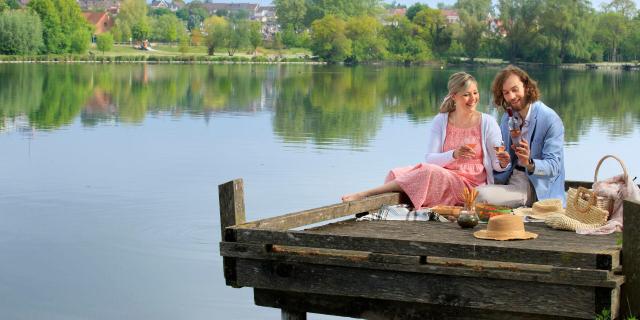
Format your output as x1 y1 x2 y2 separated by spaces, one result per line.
545 187 609 231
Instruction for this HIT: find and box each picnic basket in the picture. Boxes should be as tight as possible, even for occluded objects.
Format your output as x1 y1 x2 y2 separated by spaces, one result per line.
591 155 629 214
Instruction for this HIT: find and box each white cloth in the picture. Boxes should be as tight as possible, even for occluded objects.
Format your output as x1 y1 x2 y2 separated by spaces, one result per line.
475 170 533 208
577 174 640 235
424 112 507 184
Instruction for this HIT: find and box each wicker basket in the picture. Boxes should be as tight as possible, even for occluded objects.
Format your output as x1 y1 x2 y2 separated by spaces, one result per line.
590 155 629 215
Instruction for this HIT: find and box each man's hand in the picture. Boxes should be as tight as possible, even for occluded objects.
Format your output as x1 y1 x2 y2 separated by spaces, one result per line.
513 138 531 167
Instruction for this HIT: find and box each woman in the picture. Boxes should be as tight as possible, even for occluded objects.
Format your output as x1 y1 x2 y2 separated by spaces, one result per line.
342 72 509 208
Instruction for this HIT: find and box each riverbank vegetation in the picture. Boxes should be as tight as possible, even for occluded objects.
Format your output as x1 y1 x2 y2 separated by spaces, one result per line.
0 0 639 65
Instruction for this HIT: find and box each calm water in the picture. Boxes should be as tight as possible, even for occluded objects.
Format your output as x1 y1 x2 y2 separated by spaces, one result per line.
1 64 639 319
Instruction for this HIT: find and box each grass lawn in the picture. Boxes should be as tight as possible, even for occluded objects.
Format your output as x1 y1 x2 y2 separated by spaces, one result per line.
92 44 312 58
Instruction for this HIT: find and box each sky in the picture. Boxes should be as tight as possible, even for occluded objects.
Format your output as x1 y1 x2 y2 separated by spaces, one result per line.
209 0 640 11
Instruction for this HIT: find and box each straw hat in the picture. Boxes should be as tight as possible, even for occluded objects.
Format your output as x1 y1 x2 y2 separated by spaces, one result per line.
513 198 564 221
473 215 538 241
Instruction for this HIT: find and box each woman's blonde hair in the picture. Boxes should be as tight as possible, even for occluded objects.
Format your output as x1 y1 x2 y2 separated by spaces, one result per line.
439 72 477 113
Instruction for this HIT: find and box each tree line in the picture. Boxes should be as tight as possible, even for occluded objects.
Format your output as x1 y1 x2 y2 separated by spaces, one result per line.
275 0 640 63
1 0 639 64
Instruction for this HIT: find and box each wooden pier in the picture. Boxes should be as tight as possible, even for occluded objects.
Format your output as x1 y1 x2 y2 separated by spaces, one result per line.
219 179 640 319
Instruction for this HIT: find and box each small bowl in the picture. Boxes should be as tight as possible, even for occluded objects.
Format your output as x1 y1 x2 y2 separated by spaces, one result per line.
457 211 479 228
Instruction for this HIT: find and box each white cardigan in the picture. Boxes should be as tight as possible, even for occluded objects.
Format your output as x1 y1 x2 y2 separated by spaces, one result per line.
425 112 506 184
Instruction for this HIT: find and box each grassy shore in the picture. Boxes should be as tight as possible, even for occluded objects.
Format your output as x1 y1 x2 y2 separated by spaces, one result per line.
0 44 317 63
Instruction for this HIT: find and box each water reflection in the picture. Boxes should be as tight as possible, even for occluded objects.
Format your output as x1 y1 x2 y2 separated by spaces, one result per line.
1 64 639 144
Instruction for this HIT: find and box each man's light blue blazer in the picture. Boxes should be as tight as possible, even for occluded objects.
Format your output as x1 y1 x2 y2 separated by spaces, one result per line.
493 101 566 206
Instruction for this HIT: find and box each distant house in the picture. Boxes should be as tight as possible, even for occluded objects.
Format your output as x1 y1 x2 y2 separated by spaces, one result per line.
83 11 114 34
441 9 460 24
388 8 407 16
202 2 278 40
254 5 277 39
150 0 182 12
202 2 259 16
77 0 120 14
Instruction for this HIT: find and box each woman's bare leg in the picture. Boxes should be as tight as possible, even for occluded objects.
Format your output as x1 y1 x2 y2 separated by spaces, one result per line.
341 180 402 202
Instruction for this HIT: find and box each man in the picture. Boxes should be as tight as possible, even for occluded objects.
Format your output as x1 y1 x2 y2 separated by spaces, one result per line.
477 65 566 207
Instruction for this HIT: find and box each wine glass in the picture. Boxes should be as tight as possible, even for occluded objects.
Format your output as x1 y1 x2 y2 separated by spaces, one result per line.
463 136 476 149
493 140 505 153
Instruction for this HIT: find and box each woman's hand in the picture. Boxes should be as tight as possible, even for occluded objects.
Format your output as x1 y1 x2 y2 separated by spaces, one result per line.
497 151 510 168
453 145 475 160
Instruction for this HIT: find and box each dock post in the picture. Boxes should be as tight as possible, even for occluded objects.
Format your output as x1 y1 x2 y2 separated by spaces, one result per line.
218 179 246 240
281 309 306 320
622 199 640 317
218 178 246 288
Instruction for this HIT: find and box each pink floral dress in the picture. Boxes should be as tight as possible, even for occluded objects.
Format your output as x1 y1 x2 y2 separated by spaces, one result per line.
385 123 486 208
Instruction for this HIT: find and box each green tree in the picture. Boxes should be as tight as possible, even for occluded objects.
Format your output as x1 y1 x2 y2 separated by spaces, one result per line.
29 0 91 53
131 20 150 42
28 0 63 53
0 0 8 12
382 14 431 63
114 0 148 42
150 7 172 16
176 2 208 31
304 0 382 26
152 14 185 42
497 0 544 62
413 8 452 56
405 3 428 21
96 32 114 54
248 20 262 54
603 0 638 19
274 0 306 31
282 24 298 48
455 0 491 62
345 15 387 63
538 0 594 63
58 0 92 52
594 12 629 62
70 28 90 53
0 9 43 55
225 19 250 56
203 15 227 55
310 15 351 63
620 19 640 60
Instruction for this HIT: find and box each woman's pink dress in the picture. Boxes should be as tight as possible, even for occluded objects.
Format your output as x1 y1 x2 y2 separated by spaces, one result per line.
386 123 486 208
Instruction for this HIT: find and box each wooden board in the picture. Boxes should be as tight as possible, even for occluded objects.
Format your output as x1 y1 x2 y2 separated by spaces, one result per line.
220 242 620 288
236 258 611 318
231 221 620 270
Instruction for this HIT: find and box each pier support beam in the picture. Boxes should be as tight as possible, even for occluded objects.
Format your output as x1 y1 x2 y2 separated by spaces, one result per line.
281 309 306 320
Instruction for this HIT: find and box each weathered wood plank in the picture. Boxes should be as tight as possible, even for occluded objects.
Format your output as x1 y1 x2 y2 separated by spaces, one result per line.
622 199 640 318
234 193 400 230
218 179 246 240
236 258 599 318
219 242 622 288
232 222 620 270
218 179 246 288
254 288 581 320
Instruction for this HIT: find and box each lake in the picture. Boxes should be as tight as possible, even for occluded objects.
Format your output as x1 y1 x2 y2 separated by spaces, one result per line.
1 63 638 320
